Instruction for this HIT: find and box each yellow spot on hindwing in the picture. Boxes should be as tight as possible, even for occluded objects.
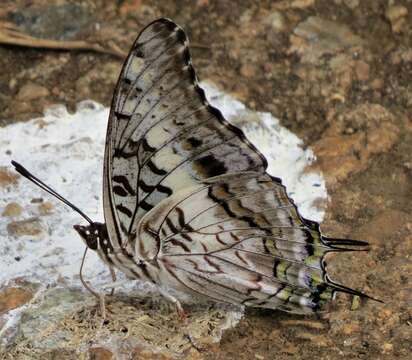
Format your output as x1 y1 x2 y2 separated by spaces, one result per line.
276 261 289 279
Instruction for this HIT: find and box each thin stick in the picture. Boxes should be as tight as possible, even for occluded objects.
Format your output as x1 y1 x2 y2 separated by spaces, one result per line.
0 22 126 59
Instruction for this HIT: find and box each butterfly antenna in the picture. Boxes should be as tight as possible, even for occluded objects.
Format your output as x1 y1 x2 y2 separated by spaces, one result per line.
11 160 93 225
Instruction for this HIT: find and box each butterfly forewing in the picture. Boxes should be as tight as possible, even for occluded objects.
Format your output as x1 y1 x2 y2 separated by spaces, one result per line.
103 19 267 253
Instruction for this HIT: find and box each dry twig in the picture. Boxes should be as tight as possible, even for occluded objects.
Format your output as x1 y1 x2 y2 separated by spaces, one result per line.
0 21 127 59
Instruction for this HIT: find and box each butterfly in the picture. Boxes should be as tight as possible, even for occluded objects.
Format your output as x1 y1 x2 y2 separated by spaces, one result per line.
12 18 378 316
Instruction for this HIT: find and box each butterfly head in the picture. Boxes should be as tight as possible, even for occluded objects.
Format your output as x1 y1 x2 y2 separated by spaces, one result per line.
73 222 108 251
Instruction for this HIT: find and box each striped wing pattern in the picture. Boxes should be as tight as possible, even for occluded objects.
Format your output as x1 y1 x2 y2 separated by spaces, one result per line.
138 172 338 313
103 18 266 255
99 18 371 313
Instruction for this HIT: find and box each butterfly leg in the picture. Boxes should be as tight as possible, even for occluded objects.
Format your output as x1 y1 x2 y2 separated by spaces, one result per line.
79 248 109 319
109 266 116 296
157 287 187 321
79 248 100 298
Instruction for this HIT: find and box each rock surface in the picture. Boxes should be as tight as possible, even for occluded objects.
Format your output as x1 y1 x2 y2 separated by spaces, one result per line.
0 1 411 359
7 217 46 238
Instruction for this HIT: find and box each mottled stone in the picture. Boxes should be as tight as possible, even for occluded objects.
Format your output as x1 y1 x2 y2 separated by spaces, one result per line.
390 47 412 65
131 345 175 359
0 287 34 315
9 3 91 40
7 217 46 238
2 202 23 217
355 210 409 243
240 64 256 78
16 288 87 346
343 0 359 9
0 167 18 187
355 60 370 81
89 347 114 360
38 201 54 215
385 5 408 34
312 104 399 186
264 11 288 33
274 0 314 9
279 319 325 330
119 0 143 16
290 17 363 63
342 322 360 335
42 349 78 359
16 83 50 101
382 342 393 353
290 0 314 8
4 286 241 359
9 78 17 90
370 78 384 90
75 61 120 99
295 332 331 347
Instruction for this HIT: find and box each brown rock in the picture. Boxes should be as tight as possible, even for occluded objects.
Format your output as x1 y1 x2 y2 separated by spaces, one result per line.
264 11 288 33
0 287 33 315
274 0 314 9
38 201 54 215
42 349 78 360
385 5 408 34
119 0 142 15
382 342 393 353
0 167 18 187
240 64 256 78
290 16 363 63
132 345 174 359
279 319 325 330
2 202 23 217
343 0 359 9
7 217 46 238
355 60 370 81
16 83 50 101
390 47 412 65
291 0 314 8
312 104 399 187
89 347 114 360
342 322 360 335
9 78 17 90
7 99 33 116
370 78 384 90
295 332 331 347
355 210 409 244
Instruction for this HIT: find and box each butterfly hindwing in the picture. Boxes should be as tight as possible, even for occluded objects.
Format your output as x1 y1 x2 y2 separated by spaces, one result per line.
103 19 267 252
136 172 337 313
